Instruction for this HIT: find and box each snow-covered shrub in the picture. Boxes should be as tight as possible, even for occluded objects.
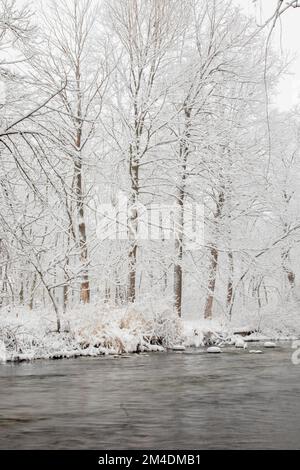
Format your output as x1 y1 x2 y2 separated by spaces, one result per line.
0 302 182 361
144 307 182 347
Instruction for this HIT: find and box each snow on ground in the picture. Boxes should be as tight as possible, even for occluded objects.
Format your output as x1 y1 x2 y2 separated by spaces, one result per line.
0 302 181 362
0 301 299 362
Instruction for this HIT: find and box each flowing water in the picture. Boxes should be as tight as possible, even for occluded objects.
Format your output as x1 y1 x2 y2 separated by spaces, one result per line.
0 343 299 449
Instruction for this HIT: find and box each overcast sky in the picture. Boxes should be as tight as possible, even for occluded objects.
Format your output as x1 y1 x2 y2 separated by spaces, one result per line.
235 0 300 111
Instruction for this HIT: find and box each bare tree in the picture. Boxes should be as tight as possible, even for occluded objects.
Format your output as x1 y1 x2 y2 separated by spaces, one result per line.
37 0 108 305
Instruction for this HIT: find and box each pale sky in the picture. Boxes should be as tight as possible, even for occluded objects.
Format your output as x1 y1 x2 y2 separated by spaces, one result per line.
235 0 300 111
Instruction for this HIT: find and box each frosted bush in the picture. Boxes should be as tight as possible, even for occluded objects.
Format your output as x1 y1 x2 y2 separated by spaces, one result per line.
0 302 183 361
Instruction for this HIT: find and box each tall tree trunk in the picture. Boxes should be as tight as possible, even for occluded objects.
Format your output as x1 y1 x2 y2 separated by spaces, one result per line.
127 138 139 303
104 281 111 303
204 245 219 319
174 108 190 317
204 191 224 319
63 244 70 313
227 250 234 313
75 63 90 304
19 280 24 305
75 158 90 303
29 271 37 310
174 188 184 318
128 243 137 302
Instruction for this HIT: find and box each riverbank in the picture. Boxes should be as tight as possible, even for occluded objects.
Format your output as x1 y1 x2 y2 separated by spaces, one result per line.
0 302 299 362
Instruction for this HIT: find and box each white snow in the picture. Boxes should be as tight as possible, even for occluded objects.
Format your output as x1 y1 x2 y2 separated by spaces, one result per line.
264 341 276 348
182 318 227 347
0 302 296 362
207 346 222 353
0 303 181 362
234 337 248 349
172 345 186 351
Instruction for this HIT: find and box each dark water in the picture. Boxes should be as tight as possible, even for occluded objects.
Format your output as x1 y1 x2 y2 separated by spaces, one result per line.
0 344 299 449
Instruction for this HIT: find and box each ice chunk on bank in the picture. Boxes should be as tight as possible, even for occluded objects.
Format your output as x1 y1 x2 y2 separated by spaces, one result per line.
172 345 186 351
264 341 276 348
207 346 221 354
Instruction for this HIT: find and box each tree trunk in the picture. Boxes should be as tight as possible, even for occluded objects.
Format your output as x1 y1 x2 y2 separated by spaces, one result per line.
174 259 183 317
75 63 90 304
104 281 111 303
204 191 224 319
174 188 185 318
281 248 295 289
127 142 139 303
227 250 234 312
29 271 37 310
204 245 219 319
128 217 138 303
174 108 190 317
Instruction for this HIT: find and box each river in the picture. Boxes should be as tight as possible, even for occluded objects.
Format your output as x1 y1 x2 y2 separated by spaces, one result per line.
0 343 299 449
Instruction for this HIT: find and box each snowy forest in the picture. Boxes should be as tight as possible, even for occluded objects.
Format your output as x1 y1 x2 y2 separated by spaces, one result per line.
1 0 300 361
